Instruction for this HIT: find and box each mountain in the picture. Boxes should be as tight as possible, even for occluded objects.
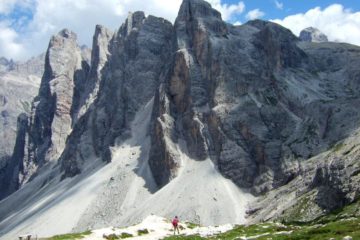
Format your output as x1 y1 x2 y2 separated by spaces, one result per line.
0 36 92 201
0 53 44 199
1 0 360 238
0 57 14 73
300 27 328 43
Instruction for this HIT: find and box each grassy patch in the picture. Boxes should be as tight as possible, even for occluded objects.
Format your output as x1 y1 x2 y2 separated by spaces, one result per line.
170 219 360 240
209 223 291 240
162 235 205 240
47 199 360 240
102 232 133 239
103 233 119 240
254 218 360 240
315 197 360 224
137 229 149 235
186 222 200 229
163 199 360 240
46 230 91 240
119 232 133 238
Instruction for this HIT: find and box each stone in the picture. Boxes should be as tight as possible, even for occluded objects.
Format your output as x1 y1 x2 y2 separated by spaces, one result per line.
15 29 89 186
300 27 328 43
0 54 43 200
60 12 174 177
1 0 360 229
75 25 113 121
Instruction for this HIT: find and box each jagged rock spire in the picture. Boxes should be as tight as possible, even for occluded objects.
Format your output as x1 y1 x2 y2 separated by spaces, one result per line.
177 0 222 20
20 28 88 184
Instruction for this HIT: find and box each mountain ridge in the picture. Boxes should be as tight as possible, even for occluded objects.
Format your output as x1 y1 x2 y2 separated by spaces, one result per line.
1 0 360 238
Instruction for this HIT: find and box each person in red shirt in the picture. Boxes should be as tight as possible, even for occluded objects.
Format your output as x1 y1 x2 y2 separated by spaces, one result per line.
172 216 180 235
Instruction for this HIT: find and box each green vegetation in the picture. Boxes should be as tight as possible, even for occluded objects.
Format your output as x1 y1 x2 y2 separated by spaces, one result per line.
47 200 360 240
315 198 360 224
163 199 360 240
163 218 360 240
102 232 134 239
46 230 91 240
163 235 204 240
119 232 133 238
185 222 200 229
137 228 149 235
103 233 119 240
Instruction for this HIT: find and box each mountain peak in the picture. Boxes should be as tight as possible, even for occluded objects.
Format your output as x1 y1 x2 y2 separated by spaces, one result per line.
2 1 360 238
177 0 222 21
299 27 328 43
57 28 77 40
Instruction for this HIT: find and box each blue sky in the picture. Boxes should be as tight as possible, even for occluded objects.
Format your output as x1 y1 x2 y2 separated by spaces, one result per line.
230 0 360 22
0 0 360 60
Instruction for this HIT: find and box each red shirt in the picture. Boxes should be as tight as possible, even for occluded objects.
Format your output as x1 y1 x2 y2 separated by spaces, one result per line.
172 218 179 226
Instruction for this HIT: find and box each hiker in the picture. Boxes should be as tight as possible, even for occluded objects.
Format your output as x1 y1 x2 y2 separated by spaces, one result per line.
172 216 180 235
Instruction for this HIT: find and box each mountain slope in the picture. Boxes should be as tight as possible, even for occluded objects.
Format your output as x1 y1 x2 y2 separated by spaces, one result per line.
0 97 253 239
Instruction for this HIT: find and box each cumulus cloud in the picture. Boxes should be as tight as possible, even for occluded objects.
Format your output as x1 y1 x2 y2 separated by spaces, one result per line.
207 0 245 21
0 23 24 60
246 9 265 20
0 0 17 14
274 0 283 10
1 0 184 60
272 4 360 46
0 0 249 60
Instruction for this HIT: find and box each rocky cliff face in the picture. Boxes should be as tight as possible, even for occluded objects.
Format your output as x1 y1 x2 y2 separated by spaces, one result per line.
60 12 173 177
15 29 90 187
300 27 328 43
1 0 360 231
0 54 43 200
148 0 360 212
75 25 112 121
29 30 87 166
148 0 360 200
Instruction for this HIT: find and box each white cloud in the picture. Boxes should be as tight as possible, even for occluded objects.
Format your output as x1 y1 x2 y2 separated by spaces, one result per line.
233 21 242 26
0 23 24 59
207 0 245 21
275 0 283 10
246 9 265 20
0 0 35 15
0 0 184 60
0 0 249 61
0 0 16 14
272 4 360 46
